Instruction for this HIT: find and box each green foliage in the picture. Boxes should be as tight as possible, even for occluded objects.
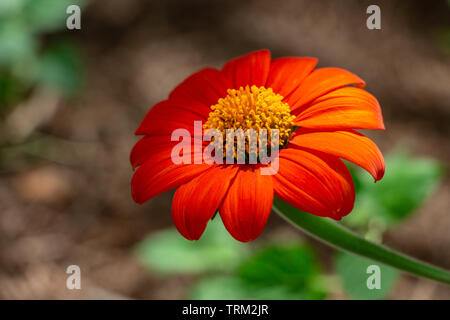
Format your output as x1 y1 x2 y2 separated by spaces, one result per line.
335 252 398 300
0 0 85 109
135 218 248 275
238 245 320 292
239 244 325 299
189 276 254 300
344 150 442 231
135 218 326 299
190 275 320 300
337 151 441 299
190 244 326 300
0 72 26 110
22 0 77 33
38 42 83 96
0 20 37 65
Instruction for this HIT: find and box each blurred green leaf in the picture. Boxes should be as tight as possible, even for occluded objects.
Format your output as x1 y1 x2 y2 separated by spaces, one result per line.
358 150 442 224
0 73 26 110
190 244 326 300
0 0 85 107
190 275 314 300
335 252 398 300
0 0 26 16
23 0 81 33
274 198 450 285
342 193 376 229
343 150 443 231
190 276 255 300
0 20 36 65
238 245 318 289
134 217 248 275
38 42 83 96
346 163 362 194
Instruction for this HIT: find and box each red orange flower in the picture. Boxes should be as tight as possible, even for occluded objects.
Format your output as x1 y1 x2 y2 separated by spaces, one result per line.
130 50 385 242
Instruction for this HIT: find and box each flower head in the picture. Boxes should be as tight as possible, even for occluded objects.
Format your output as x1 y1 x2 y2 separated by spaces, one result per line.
130 50 385 242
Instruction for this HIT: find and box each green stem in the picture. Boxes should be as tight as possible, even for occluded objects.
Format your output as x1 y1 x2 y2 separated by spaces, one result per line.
273 198 450 285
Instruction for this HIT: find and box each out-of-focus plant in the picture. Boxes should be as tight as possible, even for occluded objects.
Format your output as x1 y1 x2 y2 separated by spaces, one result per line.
343 149 442 241
332 149 443 299
335 252 398 300
191 244 326 300
135 216 248 275
135 217 327 299
0 0 84 112
0 0 85 172
275 149 443 299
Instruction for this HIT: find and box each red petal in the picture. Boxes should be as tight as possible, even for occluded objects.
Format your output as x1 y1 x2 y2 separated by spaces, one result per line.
266 57 318 99
130 130 206 170
169 68 231 106
135 98 209 136
274 148 355 220
222 49 271 89
131 147 210 204
219 166 274 242
294 87 385 130
289 129 385 181
287 67 365 112
130 136 174 170
172 165 239 240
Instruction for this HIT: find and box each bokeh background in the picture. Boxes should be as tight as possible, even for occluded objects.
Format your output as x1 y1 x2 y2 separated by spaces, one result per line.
0 0 449 299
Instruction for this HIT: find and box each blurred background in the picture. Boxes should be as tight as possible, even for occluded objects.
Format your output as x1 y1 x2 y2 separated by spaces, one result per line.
0 0 449 299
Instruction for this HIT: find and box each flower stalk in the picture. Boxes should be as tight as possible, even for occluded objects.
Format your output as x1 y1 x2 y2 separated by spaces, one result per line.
273 198 450 285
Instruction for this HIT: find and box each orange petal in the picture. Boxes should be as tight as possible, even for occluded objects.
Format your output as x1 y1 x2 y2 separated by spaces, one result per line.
266 57 318 98
172 165 239 240
287 67 365 112
135 99 208 136
289 129 385 181
219 166 274 242
274 148 355 220
130 136 174 170
222 49 271 89
294 87 385 130
131 145 210 204
169 68 231 106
